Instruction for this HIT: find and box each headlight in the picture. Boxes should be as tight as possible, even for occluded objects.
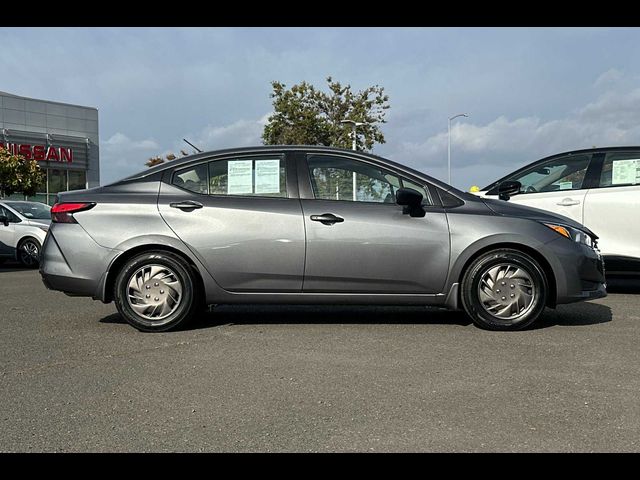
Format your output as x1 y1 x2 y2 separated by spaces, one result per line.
543 223 595 248
37 225 49 233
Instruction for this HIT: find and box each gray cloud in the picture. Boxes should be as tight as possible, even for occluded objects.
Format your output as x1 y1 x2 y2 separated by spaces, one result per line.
384 78 640 189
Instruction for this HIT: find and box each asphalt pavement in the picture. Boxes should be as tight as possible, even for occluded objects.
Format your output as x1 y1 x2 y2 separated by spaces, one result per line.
1 264 639 452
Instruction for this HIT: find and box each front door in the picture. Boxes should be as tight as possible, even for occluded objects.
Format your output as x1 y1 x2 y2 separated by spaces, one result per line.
0 206 18 256
299 154 450 294
157 154 305 292
489 153 596 225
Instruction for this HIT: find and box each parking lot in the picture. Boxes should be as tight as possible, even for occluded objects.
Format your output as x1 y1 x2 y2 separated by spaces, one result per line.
1 264 639 452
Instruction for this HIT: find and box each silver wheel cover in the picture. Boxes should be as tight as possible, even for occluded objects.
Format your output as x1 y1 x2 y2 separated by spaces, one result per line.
126 264 183 325
477 263 536 321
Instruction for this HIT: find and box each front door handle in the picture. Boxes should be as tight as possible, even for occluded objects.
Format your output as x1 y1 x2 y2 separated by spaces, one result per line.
170 200 204 210
310 213 344 225
556 198 581 206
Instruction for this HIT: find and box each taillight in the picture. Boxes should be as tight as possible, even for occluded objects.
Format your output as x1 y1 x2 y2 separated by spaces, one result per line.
51 202 96 223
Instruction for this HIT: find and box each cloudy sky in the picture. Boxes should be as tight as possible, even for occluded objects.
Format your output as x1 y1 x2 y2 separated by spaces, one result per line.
1 27 639 189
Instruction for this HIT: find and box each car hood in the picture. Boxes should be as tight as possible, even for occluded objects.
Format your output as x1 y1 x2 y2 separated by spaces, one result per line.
481 197 597 238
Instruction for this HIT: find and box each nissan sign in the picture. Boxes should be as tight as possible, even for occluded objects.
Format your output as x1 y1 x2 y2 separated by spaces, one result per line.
0 142 73 163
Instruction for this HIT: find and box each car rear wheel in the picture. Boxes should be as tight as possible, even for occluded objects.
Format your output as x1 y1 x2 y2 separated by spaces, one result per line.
17 238 41 268
114 250 200 332
460 248 547 331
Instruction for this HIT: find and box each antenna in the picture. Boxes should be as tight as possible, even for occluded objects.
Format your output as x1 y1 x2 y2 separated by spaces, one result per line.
183 138 203 153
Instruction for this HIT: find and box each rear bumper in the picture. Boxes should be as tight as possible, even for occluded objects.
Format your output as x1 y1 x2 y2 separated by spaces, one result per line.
39 225 119 299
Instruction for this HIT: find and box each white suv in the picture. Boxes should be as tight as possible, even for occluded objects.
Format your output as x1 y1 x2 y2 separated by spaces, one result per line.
474 147 640 277
0 201 51 268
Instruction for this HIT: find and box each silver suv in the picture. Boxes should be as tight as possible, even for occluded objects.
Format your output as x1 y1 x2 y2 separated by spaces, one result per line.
39 146 606 332
0 201 51 267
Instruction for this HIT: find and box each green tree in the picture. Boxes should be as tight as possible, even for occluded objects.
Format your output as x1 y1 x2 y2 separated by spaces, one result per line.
262 76 390 151
0 147 46 198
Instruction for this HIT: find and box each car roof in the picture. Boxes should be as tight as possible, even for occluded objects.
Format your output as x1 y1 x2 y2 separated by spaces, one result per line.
114 144 462 194
481 145 640 191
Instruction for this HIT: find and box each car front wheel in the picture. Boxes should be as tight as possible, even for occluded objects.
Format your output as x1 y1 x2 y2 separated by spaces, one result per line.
114 250 200 332
460 248 548 331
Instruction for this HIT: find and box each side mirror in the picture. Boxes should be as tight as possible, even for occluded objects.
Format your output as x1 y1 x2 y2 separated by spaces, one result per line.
0 215 8 227
498 180 522 201
396 188 425 217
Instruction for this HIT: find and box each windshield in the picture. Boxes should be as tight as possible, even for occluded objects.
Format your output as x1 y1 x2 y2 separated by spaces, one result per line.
5 202 51 220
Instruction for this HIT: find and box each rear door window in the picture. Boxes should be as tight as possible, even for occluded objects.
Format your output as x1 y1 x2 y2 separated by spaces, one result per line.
598 151 640 187
172 156 287 198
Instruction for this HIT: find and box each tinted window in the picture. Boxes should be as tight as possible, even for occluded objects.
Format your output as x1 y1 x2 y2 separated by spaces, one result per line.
5 202 50 220
68 170 87 191
0 205 21 223
504 154 591 194
308 155 433 205
172 157 287 198
173 163 209 194
209 157 286 198
599 152 640 187
48 168 67 195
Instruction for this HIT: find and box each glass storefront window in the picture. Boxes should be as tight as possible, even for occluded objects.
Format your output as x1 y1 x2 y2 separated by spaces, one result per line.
48 169 67 195
27 193 48 205
68 170 87 191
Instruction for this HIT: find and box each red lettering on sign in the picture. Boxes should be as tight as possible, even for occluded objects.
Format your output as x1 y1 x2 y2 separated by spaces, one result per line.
33 145 45 161
0 142 74 163
46 146 59 162
60 147 73 163
19 144 32 160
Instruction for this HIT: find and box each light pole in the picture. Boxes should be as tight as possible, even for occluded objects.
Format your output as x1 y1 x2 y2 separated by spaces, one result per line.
448 113 468 185
340 119 368 200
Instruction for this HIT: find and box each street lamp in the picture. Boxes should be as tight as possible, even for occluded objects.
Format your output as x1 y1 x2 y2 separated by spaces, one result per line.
340 119 369 200
448 113 468 185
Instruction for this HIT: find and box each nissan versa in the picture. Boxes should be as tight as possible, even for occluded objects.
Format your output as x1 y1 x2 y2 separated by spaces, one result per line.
39 146 606 332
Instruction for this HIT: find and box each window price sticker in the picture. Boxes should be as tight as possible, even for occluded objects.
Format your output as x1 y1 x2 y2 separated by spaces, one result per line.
227 160 253 194
255 159 280 194
612 159 640 185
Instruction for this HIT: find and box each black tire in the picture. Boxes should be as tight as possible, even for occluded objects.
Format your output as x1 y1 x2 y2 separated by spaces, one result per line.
460 248 548 331
17 237 42 268
113 250 200 332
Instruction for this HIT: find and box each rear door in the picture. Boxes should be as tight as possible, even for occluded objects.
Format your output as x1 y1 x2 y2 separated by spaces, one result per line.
157 153 306 292
487 153 598 224
583 150 640 267
297 153 451 294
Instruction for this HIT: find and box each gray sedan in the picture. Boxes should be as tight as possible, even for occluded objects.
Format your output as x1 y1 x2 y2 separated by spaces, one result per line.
39 146 606 332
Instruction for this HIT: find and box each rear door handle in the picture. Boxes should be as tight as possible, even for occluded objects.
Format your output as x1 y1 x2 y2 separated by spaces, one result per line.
170 200 204 210
310 213 344 225
556 198 581 206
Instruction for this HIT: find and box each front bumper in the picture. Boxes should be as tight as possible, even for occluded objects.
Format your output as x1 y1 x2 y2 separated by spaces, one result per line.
547 237 607 305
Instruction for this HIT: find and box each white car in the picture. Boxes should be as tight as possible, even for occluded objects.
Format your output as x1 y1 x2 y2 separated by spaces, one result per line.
0 201 51 267
474 147 640 276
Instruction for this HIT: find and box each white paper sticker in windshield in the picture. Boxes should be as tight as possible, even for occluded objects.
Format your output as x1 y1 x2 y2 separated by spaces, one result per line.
255 159 280 194
558 181 573 190
227 160 253 194
612 159 640 185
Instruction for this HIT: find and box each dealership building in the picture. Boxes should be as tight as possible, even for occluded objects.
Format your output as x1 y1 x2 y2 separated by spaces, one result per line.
0 91 99 205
